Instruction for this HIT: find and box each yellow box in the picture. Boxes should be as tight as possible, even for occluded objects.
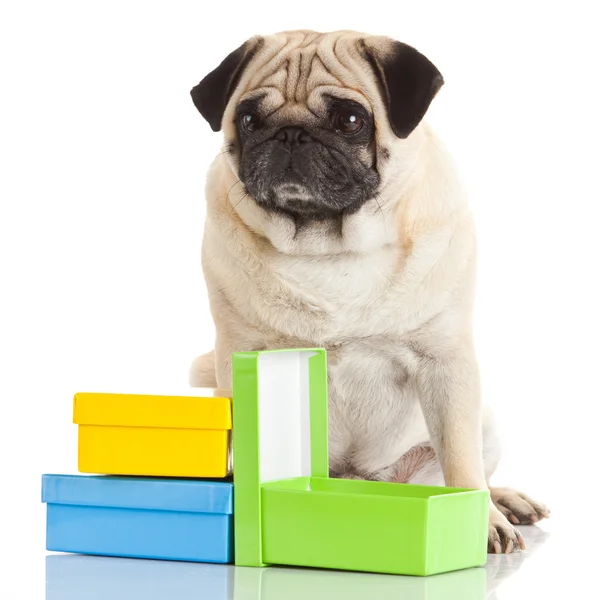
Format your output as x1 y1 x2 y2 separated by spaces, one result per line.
73 389 232 478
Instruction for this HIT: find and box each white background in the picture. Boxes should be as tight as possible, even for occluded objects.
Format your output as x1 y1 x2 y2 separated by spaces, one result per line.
1 1 599 596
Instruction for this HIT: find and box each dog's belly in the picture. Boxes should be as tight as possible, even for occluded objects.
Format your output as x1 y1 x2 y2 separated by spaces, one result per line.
325 341 431 479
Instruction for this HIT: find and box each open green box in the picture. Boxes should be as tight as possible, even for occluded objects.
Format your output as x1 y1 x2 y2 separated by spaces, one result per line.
232 349 489 576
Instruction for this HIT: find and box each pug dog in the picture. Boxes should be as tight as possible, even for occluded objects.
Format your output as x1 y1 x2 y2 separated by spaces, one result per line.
188 30 549 553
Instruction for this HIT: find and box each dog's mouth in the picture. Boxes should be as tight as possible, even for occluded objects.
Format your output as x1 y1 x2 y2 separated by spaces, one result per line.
244 178 374 220
242 175 324 216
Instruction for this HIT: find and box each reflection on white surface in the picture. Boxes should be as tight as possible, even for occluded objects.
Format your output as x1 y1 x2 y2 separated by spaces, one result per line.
46 526 551 600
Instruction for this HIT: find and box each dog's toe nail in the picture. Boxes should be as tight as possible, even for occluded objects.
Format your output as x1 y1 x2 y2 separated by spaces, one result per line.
493 541 502 554
505 539 514 554
530 514 539 523
509 515 520 524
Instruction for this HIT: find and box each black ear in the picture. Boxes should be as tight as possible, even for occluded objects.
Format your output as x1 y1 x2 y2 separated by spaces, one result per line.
190 38 262 132
361 39 444 139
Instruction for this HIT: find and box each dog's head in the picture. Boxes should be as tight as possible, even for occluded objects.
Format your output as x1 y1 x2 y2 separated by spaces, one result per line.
191 31 443 221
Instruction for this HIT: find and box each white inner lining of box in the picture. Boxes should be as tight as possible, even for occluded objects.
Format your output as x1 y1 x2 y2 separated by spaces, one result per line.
257 352 314 483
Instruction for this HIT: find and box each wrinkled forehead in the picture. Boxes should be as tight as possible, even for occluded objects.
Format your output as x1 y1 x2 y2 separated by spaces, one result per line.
235 32 379 116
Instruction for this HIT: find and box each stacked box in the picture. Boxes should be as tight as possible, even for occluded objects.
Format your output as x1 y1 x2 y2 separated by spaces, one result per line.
42 388 234 562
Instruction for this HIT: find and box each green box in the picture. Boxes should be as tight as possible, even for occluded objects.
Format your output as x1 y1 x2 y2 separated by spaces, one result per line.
232 349 489 576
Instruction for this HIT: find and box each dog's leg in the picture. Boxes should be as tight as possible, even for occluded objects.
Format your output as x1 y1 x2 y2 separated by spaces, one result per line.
482 406 551 525
412 338 526 554
413 340 486 487
189 350 217 387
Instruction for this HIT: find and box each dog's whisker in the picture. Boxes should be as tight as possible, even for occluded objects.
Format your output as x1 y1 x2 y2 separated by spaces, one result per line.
226 179 242 197
229 192 249 219
374 192 386 232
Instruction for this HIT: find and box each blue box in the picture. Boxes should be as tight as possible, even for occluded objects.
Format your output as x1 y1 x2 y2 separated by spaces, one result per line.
42 474 234 563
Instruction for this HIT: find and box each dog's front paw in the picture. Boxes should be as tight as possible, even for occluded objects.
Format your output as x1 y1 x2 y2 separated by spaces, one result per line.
488 507 526 554
491 487 550 525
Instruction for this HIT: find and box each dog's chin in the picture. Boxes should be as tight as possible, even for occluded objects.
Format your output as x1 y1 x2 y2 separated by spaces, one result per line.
267 194 338 220
272 184 319 214
248 183 373 221
276 183 313 203
247 183 328 219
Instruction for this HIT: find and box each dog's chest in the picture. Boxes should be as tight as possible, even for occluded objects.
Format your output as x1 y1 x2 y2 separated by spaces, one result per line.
268 246 403 339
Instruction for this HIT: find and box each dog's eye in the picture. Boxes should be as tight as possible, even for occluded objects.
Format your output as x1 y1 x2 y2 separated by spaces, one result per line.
241 113 261 133
331 110 364 134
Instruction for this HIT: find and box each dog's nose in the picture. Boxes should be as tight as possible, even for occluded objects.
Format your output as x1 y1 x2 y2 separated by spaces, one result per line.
274 127 312 149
